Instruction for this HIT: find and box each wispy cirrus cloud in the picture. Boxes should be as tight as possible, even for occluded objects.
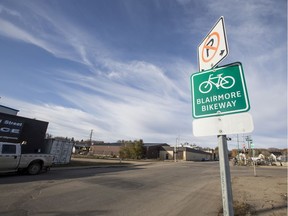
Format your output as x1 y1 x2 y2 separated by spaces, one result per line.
0 0 286 149
0 3 107 71
46 59 193 141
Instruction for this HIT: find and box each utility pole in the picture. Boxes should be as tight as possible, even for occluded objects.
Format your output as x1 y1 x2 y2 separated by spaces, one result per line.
237 134 239 154
89 129 93 146
246 135 252 157
175 137 177 162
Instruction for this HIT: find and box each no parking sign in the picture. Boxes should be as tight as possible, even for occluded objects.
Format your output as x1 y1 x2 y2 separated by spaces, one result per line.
198 16 229 71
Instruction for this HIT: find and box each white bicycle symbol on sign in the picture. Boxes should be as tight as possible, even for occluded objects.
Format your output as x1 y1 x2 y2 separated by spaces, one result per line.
199 73 235 94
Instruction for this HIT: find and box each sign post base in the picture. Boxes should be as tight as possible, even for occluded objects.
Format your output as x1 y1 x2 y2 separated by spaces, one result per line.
218 135 234 216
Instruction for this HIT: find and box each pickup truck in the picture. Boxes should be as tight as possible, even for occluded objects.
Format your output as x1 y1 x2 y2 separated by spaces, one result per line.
0 142 53 175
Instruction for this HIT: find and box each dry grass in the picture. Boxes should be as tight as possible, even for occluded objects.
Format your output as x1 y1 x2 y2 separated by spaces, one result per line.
218 201 256 216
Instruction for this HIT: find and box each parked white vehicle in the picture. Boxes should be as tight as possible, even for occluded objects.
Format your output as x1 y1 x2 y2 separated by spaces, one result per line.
0 142 53 175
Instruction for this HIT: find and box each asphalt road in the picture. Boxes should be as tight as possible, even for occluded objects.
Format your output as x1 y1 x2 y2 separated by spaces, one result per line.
0 161 286 216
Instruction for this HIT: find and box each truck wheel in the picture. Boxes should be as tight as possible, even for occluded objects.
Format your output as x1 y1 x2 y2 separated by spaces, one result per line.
27 162 42 175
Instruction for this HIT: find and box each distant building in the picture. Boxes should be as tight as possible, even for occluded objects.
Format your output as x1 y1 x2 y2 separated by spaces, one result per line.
160 146 176 160
0 105 19 115
88 142 170 159
73 143 91 154
89 142 122 157
159 146 212 161
143 143 169 159
88 142 213 161
184 148 212 161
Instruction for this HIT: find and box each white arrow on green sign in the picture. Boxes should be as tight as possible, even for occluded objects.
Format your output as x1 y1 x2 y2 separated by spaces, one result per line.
190 62 250 119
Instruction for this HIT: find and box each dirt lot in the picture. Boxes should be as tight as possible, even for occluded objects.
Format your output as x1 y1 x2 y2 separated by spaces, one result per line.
230 166 287 216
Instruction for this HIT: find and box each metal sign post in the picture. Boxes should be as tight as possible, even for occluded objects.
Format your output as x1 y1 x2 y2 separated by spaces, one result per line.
251 142 257 177
218 135 234 216
192 16 253 216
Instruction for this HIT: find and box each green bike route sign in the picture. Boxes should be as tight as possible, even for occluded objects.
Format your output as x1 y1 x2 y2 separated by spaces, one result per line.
190 62 250 119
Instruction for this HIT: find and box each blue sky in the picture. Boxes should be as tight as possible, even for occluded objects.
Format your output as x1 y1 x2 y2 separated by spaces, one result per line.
0 0 287 149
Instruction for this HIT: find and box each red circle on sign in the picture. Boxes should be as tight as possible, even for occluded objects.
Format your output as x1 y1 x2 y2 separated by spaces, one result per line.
201 32 220 63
